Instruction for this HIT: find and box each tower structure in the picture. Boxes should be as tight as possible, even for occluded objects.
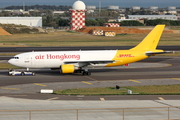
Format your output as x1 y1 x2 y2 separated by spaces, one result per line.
70 0 86 30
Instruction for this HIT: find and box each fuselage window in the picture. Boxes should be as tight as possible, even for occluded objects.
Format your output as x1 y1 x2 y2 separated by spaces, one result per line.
12 57 19 59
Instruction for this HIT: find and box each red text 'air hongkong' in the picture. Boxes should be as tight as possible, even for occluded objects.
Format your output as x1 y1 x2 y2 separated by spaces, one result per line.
35 54 80 60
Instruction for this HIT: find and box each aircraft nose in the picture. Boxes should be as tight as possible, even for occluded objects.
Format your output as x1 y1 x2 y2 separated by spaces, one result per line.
8 58 17 66
8 59 13 64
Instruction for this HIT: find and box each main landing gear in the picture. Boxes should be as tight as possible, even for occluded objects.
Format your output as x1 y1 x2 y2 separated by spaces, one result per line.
74 69 91 76
82 71 91 76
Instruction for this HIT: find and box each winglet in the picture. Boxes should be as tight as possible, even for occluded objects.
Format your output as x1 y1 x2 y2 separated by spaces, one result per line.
130 25 165 51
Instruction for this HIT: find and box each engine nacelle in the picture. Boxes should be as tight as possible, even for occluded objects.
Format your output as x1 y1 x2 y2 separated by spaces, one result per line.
60 64 75 73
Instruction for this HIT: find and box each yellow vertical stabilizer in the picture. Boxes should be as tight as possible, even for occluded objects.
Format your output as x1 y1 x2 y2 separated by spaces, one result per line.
130 25 165 50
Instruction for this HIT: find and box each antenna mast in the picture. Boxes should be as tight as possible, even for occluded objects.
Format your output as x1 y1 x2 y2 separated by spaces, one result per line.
23 2 25 11
99 1 101 17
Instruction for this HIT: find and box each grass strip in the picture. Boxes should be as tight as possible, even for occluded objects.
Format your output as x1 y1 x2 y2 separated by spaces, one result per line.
54 85 180 95
0 31 180 47
0 53 18 56
0 63 21 69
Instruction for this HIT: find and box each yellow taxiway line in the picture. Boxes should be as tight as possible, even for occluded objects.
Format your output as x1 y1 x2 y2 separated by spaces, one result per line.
84 76 97 81
129 79 141 83
34 83 47 87
158 97 165 100
0 87 19 90
47 97 59 101
172 78 180 81
100 98 105 101
82 81 92 85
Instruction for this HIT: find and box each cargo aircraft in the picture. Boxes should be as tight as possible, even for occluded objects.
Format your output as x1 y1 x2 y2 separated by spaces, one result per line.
8 25 171 75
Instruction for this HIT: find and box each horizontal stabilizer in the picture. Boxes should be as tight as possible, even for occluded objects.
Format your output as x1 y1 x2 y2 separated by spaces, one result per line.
146 51 173 56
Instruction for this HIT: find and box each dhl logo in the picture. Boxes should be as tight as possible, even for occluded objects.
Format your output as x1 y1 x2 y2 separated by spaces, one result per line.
118 54 134 58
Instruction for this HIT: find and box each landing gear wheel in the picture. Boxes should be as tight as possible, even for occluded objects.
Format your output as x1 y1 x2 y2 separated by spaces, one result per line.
87 72 91 76
21 72 25 76
82 71 86 75
82 71 91 76
32 72 36 76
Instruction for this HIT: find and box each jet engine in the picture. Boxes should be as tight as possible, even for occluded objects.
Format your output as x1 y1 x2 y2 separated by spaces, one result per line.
60 64 75 73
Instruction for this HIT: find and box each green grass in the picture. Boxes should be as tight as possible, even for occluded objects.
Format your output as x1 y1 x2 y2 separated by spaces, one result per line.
54 87 128 95
0 53 18 56
0 31 179 47
0 63 21 69
54 85 180 95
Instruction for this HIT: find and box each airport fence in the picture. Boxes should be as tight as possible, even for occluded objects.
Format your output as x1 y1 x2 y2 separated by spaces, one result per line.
0 106 180 120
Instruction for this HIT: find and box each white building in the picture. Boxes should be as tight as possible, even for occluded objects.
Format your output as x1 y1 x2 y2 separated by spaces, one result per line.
86 6 96 10
128 15 177 20
149 6 158 10
0 17 42 27
107 6 119 10
53 11 65 15
132 6 141 10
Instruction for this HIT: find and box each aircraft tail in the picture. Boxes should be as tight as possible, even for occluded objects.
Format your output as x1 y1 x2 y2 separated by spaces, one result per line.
130 25 165 51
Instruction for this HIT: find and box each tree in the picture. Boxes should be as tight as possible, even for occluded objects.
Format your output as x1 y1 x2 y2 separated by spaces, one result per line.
120 20 144 26
58 19 70 26
95 18 107 26
85 19 99 26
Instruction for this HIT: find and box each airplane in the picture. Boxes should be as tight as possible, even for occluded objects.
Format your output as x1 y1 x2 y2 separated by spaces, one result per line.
8 25 171 75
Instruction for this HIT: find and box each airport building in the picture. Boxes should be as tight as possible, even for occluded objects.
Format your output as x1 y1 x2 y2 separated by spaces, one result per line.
0 17 42 27
131 6 141 10
128 15 177 20
107 6 119 10
86 6 96 10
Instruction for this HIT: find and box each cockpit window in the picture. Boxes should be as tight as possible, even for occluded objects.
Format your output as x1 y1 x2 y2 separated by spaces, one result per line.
11 57 19 59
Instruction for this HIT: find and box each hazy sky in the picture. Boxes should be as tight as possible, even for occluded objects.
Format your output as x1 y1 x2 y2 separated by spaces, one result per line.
1 0 180 8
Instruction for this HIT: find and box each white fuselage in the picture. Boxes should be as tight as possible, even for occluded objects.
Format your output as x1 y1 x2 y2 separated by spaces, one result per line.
8 50 117 68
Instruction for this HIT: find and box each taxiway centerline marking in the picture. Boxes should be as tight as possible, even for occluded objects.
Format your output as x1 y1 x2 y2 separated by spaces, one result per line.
100 98 105 101
158 97 165 100
172 78 180 81
82 81 92 85
0 87 19 90
84 76 97 81
129 79 141 83
34 83 47 87
47 97 59 101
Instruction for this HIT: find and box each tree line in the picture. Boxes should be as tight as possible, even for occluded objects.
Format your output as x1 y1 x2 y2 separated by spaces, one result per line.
44 18 180 28
4 5 71 11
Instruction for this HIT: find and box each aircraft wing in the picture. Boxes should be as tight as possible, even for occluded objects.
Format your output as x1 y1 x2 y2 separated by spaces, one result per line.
146 51 173 56
65 60 115 65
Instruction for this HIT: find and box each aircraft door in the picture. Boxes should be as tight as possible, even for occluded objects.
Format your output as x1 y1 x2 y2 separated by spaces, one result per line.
24 54 32 67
